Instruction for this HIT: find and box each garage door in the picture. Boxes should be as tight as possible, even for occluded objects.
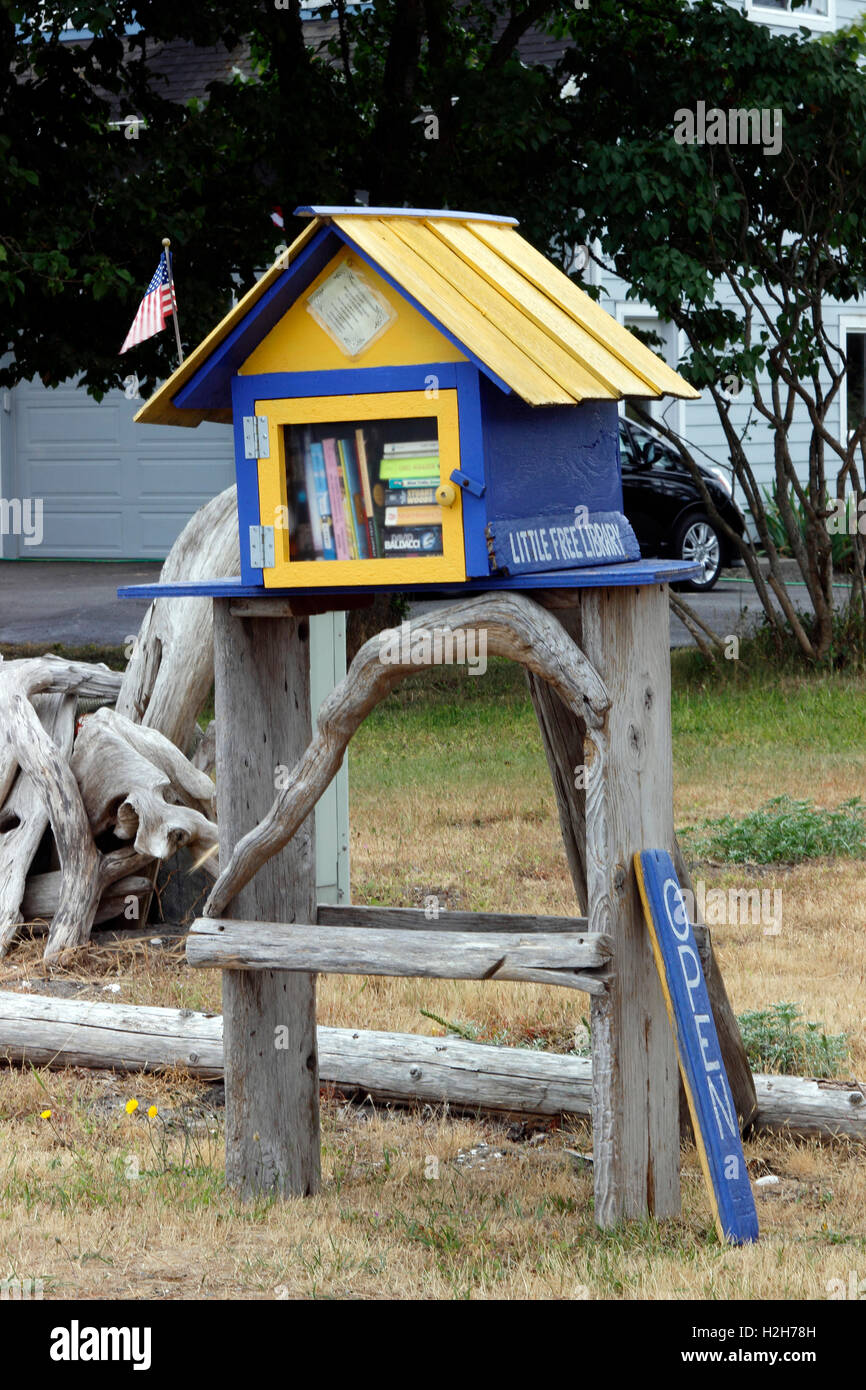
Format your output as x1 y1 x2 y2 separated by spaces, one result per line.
5 376 235 558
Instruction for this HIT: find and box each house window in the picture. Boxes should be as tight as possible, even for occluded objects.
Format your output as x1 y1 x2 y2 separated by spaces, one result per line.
845 330 866 440
745 0 833 30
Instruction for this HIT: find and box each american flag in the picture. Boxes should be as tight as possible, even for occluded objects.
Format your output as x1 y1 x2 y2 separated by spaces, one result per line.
120 252 177 354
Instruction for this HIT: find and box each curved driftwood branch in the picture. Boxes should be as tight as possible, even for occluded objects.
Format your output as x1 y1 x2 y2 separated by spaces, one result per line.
115 485 240 753
0 665 104 963
204 591 610 918
0 651 217 961
72 708 217 862
0 656 123 808
0 694 77 955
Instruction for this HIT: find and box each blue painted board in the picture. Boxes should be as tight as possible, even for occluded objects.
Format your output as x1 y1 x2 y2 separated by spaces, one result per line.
227 364 464 402
486 509 640 576
231 376 264 585
118 556 702 600
451 364 490 580
295 206 519 226
635 849 759 1246
478 379 623 522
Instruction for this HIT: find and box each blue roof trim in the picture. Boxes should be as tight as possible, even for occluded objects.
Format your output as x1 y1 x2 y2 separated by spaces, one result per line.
173 227 341 411
295 206 519 226
331 226 513 396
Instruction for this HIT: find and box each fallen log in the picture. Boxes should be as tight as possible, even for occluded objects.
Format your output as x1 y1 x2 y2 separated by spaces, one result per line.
20 874 154 928
0 992 861 1141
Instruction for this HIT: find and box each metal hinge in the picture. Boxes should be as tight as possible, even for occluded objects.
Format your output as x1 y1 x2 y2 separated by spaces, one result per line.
450 468 485 499
248 525 275 569
242 414 270 459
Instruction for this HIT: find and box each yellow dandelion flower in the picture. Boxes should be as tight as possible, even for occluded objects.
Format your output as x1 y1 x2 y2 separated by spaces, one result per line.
40 1109 51 1120
125 1098 139 1114
147 1105 158 1118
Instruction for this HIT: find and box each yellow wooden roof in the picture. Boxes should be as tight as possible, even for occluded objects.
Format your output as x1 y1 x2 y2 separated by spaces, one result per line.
136 209 699 426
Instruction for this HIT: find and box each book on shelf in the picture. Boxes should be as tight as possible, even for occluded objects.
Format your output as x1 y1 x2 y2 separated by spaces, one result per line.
379 453 440 481
321 438 352 560
354 428 381 558
307 441 337 560
373 477 438 505
337 437 369 559
382 439 439 457
301 430 324 557
377 485 438 507
384 504 441 528
382 525 443 556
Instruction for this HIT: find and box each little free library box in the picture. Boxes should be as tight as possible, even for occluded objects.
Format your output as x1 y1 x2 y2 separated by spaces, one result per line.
129 205 700 597
118 210 762 1234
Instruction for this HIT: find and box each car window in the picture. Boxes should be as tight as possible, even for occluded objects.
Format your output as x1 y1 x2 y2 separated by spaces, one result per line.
629 423 683 473
618 422 639 468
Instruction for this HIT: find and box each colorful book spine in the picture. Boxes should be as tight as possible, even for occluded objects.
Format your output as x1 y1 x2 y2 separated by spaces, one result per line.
355 428 380 558
382 487 438 506
379 454 440 481
329 438 357 559
384 504 442 527
373 477 438 506
382 439 439 457
382 526 443 556
321 438 351 561
308 441 337 560
302 434 323 557
338 437 370 559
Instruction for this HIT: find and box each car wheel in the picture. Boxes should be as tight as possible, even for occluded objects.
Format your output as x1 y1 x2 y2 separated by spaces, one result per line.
674 514 723 591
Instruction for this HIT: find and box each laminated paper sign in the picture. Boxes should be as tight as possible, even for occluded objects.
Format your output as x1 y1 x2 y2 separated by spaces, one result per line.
306 263 396 359
634 848 759 1246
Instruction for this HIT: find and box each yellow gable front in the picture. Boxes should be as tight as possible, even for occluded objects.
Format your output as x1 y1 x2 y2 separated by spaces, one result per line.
240 249 468 376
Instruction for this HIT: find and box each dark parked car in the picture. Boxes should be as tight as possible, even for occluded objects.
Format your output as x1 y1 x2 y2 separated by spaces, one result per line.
619 418 746 591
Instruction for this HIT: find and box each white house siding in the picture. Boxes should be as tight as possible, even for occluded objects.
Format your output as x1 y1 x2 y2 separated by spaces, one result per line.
0 376 235 559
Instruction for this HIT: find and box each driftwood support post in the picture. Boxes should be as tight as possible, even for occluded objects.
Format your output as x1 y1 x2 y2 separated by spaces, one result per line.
191 586 755 1234
529 586 682 1226
213 601 320 1198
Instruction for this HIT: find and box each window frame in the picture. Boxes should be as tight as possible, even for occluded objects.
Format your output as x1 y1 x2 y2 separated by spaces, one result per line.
839 313 866 445
744 0 834 33
254 388 466 588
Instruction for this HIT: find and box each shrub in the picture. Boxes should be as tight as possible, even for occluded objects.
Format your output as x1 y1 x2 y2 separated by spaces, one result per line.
737 1001 849 1077
680 795 866 863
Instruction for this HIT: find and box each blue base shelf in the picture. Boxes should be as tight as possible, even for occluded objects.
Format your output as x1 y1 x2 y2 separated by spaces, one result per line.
118 558 702 601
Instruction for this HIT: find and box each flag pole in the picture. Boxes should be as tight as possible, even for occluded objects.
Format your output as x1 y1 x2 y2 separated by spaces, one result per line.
162 237 184 366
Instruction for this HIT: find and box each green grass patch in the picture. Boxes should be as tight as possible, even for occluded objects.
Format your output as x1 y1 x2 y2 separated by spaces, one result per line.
680 795 866 864
736 1001 850 1077
0 640 127 669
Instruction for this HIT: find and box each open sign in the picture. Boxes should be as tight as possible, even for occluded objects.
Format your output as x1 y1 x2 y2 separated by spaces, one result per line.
635 848 759 1246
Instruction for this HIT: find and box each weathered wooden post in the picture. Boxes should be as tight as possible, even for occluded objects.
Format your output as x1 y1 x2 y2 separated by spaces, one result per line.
123 203 755 1231
530 586 680 1224
214 603 320 1197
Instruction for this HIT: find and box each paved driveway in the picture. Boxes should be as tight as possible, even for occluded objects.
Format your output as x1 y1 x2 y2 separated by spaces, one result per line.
0 559 854 650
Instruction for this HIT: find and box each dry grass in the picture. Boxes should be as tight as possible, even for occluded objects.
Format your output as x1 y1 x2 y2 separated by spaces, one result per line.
0 659 864 1300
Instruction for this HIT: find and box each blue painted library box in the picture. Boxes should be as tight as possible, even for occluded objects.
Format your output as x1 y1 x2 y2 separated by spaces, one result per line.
135 207 699 591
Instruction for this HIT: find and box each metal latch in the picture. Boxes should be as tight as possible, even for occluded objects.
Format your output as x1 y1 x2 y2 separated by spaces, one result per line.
249 525 275 569
243 414 270 459
450 468 485 499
